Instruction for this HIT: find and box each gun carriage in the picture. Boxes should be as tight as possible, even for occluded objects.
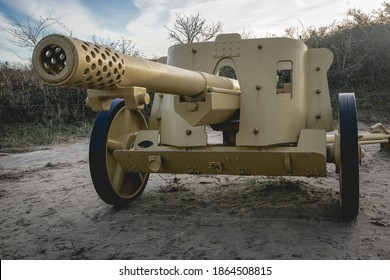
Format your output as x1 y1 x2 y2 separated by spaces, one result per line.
33 34 390 221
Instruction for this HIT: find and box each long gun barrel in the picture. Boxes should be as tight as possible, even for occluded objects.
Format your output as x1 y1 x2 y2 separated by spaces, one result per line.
32 35 240 98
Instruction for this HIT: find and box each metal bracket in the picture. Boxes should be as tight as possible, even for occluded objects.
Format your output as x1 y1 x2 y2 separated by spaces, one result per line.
284 153 292 175
86 87 150 111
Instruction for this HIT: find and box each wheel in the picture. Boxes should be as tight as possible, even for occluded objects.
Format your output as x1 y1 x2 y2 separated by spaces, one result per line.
89 99 149 207
338 93 359 222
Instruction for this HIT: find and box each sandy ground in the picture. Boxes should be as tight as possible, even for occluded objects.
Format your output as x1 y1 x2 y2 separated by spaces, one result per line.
1 127 390 260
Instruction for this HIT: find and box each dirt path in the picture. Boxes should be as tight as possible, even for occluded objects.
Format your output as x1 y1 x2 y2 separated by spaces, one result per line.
1 134 390 260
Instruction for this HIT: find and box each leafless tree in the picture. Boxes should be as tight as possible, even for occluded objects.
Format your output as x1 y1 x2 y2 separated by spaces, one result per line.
240 29 256 39
2 12 72 60
90 34 142 57
165 12 222 44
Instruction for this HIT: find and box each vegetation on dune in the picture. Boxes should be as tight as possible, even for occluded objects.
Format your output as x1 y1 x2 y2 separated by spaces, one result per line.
285 3 390 122
0 63 93 124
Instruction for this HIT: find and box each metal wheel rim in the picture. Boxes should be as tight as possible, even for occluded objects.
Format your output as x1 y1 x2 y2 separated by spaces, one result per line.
89 99 149 205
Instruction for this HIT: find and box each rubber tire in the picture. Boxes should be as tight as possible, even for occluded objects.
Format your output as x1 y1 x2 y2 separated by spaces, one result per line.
338 93 359 222
89 99 149 207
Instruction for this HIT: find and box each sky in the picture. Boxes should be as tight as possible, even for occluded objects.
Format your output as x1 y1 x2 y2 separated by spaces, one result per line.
0 0 386 63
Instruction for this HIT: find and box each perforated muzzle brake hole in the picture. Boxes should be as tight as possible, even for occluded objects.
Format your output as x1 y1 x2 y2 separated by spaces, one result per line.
41 44 67 76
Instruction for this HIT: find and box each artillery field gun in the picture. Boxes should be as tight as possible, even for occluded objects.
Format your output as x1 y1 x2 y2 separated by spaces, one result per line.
32 34 390 222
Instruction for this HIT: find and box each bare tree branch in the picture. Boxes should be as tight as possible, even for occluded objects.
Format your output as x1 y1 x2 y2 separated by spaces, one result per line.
2 12 72 61
164 12 222 44
240 29 255 39
90 35 142 57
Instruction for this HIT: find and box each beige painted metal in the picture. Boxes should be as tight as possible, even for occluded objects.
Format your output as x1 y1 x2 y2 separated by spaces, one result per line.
164 34 334 146
150 94 208 147
327 133 390 145
174 89 240 126
32 34 241 144
306 49 334 131
32 35 239 97
326 123 390 146
33 34 335 147
104 106 149 199
31 33 358 178
87 87 150 111
113 129 326 177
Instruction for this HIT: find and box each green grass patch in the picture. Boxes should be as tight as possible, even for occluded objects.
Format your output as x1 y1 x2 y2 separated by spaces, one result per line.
0 121 93 153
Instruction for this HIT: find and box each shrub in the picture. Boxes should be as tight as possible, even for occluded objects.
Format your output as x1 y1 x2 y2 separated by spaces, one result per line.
0 62 95 124
285 2 390 122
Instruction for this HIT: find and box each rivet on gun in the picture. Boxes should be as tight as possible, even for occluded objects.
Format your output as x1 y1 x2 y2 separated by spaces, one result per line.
256 85 261 91
186 130 192 135
315 114 321 119
315 66 321 71
316 89 321 94
192 48 197 54
257 44 263 49
156 116 162 121
253 128 259 134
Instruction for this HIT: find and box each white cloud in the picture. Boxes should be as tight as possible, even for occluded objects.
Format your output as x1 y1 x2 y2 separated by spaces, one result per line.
167 0 337 36
123 0 386 57
0 12 31 62
0 49 25 64
125 0 195 57
2 0 90 35
187 0 382 36
1 0 386 62
123 0 243 55
1 0 129 40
